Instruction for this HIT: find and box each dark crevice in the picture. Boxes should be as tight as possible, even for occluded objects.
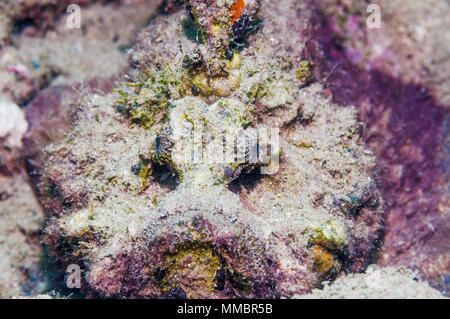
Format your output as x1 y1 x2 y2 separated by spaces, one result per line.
36 245 86 298
151 162 180 190
228 167 263 194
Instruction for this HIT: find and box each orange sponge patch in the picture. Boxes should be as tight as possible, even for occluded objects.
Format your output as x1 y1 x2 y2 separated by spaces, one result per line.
230 0 245 23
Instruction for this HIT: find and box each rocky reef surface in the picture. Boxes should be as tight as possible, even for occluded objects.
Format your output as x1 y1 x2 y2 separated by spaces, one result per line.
317 0 450 293
0 0 448 299
298 266 446 299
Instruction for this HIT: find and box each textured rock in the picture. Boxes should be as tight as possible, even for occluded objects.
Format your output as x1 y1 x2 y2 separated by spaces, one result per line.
0 95 28 175
316 0 450 294
39 0 384 298
297 266 446 299
319 0 450 106
0 0 91 49
162 0 185 13
0 95 46 298
0 174 45 297
0 0 163 105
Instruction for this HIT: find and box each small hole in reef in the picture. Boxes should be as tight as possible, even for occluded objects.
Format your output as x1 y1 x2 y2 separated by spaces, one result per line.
152 162 180 190
228 167 263 194
12 18 35 35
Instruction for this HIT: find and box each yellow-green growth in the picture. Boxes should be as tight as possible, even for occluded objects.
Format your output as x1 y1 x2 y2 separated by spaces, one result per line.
308 220 349 251
115 66 186 129
296 60 313 83
161 242 221 298
310 245 341 278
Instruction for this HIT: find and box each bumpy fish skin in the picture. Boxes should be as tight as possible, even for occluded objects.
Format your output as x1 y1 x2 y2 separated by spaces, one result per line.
40 0 384 298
